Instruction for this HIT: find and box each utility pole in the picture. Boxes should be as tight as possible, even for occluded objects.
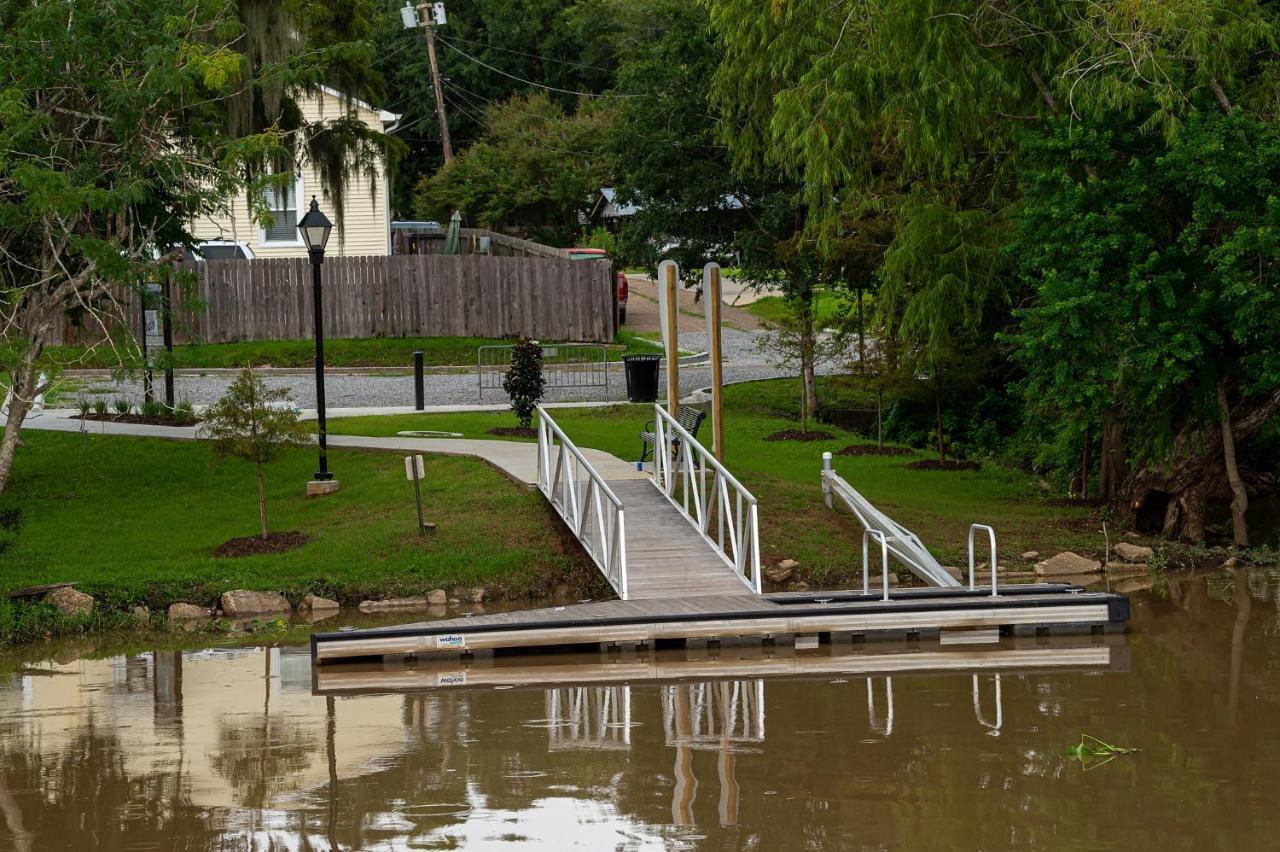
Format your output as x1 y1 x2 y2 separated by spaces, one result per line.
401 1 453 163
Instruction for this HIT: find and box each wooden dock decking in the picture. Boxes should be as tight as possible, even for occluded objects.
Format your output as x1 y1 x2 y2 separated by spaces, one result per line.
312 584 1129 663
602 479 754 599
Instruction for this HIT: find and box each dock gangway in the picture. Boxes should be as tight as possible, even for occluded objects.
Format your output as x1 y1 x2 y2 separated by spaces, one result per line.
536 404 759 600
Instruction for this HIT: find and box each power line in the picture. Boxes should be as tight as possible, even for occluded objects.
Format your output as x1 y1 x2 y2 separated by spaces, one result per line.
440 32 618 76
435 35 644 99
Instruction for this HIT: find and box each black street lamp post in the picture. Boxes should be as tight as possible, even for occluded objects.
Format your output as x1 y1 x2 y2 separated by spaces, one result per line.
298 196 337 492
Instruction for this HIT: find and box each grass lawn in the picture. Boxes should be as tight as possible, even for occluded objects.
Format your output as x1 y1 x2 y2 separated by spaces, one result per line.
743 292 867 329
32 331 663 372
328 378 1099 584
0 432 598 617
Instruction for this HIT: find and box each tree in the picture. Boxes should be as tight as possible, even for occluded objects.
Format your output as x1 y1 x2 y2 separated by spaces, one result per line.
0 0 390 496
1011 111 1280 543
413 92 613 244
503 339 546 429
202 368 310 539
373 0 617 215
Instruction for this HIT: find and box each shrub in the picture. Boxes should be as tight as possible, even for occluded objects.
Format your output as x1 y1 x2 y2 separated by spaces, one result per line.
502 338 545 429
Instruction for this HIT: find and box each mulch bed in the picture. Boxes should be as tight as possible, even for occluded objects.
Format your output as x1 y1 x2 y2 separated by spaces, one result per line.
837 444 914 457
80 413 200 427
213 531 310 558
488 426 538 438
904 458 981 471
764 429 836 442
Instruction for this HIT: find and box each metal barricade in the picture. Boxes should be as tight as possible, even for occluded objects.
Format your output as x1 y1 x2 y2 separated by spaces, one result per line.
478 343 609 401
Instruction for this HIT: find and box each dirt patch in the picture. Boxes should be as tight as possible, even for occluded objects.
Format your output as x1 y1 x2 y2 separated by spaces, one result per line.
905 459 981 472
487 426 537 438
1044 497 1105 509
837 444 914 457
764 429 835 442
80 413 200 427
213 531 310 558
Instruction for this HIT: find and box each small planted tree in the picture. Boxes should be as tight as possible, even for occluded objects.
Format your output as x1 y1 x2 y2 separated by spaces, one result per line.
503 338 546 429
202 368 309 540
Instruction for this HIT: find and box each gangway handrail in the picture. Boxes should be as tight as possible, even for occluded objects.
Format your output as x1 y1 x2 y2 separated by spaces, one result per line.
821 453 961 588
537 406 628 599
651 404 761 594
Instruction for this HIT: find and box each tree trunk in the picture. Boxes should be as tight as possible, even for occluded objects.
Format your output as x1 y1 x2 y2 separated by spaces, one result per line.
1219 378 1249 547
876 388 883 449
0 344 46 496
1098 406 1127 501
856 283 865 373
1080 422 1090 500
1124 387 1279 542
798 297 818 434
256 459 268 539
933 379 946 463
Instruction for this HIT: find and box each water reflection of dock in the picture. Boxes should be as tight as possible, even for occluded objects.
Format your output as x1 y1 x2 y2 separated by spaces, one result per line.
312 638 1126 694
314 638 1126 829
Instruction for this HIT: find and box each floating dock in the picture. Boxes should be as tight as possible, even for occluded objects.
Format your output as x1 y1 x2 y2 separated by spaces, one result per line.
311 584 1128 664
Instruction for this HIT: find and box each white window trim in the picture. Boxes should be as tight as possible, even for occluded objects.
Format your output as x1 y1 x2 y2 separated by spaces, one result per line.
259 170 305 247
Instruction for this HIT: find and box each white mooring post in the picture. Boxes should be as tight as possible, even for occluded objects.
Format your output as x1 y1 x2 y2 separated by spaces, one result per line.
821 451 833 509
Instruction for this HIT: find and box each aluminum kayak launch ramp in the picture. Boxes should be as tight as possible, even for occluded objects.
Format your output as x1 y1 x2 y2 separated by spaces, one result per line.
821 454 972 588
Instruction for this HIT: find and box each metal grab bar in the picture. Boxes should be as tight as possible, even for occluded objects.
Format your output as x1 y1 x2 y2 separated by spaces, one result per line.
862 529 891 601
537 406 628 599
968 523 998 596
651 404 761 594
972 674 1003 735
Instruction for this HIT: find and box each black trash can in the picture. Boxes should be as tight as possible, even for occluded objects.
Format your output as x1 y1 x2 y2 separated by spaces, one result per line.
622 354 661 403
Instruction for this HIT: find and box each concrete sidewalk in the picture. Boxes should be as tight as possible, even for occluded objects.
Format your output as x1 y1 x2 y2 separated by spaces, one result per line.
23 409 644 489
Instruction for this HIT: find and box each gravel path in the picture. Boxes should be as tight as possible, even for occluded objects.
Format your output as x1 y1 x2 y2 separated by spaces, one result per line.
64 327 846 409
75 361 821 409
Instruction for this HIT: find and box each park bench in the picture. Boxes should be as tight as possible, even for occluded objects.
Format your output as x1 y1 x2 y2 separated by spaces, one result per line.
639 406 706 465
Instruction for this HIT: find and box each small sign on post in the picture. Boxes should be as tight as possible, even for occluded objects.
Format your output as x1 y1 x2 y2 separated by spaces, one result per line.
404 454 436 537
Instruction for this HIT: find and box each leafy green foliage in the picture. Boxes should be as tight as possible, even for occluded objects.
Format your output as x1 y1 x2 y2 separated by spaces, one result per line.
202 368 309 537
204 369 309 468
413 92 613 244
503 339 546 428
1010 111 1280 462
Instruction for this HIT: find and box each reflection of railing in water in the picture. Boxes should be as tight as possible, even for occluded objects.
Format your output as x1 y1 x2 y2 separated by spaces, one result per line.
867 677 894 736
862 674 1005 738
973 674 1003 735
661 680 766 748
545 686 632 750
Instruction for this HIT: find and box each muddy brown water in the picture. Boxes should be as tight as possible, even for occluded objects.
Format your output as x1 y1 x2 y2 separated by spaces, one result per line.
1 572 1278 850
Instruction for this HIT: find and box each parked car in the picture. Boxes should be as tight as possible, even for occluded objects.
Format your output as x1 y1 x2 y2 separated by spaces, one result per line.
568 247 628 324
184 240 255 262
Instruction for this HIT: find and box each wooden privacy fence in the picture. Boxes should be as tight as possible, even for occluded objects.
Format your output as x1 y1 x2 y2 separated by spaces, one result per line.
51 252 615 346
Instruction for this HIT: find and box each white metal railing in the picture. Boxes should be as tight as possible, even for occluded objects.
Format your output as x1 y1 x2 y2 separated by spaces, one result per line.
650 404 761 594
537 406 628 598
862 529 892 600
968 523 999 596
821 453 961 588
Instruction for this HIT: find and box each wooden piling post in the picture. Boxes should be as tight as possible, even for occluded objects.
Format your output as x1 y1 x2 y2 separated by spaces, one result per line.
705 263 725 461
662 260 680 415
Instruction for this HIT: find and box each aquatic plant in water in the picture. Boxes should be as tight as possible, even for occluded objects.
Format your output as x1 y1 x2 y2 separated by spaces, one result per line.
1067 734 1139 769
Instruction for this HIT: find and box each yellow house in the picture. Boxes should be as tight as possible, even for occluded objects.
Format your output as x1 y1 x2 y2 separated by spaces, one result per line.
192 86 400 258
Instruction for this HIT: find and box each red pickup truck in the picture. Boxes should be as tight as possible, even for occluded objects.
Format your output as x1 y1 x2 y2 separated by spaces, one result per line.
568 247 628 324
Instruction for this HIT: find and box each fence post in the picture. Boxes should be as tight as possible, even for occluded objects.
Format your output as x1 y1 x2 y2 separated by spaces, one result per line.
413 351 425 410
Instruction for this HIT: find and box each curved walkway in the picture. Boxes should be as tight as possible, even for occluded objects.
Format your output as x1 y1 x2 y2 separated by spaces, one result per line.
21 410 641 489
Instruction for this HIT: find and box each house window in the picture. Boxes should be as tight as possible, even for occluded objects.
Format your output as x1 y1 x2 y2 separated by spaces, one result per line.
261 173 302 244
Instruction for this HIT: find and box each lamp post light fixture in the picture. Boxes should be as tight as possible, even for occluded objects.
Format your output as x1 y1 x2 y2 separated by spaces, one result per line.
298 196 339 495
